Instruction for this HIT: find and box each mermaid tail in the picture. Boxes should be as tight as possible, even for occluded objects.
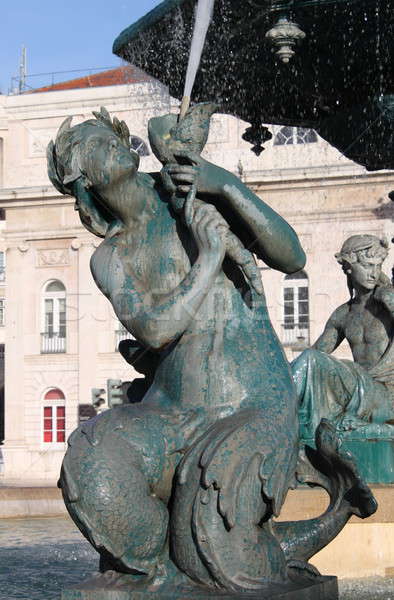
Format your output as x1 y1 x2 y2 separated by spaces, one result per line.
274 419 377 568
171 409 297 591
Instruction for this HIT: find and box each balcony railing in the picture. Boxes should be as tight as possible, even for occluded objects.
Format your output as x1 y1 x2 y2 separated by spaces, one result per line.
115 329 135 351
41 332 66 354
281 323 310 347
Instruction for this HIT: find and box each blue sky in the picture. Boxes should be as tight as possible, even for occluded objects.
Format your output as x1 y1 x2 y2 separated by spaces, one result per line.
1 0 163 93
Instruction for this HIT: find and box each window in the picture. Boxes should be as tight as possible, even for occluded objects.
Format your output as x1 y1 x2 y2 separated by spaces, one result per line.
282 270 310 346
43 388 65 443
0 252 5 282
41 280 66 353
115 321 135 351
129 136 150 157
0 299 4 326
274 126 317 145
0 138 3 188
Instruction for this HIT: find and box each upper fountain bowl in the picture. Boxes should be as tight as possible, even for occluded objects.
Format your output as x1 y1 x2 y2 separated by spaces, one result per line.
113 0 394 171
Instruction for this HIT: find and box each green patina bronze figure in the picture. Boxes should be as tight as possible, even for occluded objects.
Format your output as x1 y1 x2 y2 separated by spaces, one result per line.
293 234 394 483
294 234 394 436
48 105 377 599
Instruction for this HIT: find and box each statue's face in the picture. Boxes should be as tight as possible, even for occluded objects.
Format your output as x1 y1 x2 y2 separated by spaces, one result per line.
80 128 139 190
350 256 383 290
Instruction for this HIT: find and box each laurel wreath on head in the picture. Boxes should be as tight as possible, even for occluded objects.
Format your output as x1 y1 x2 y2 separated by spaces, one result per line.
91 106 131 151
47 106 136 196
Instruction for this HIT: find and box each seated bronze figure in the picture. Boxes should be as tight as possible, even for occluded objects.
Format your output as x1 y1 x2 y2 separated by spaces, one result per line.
294 234 394 437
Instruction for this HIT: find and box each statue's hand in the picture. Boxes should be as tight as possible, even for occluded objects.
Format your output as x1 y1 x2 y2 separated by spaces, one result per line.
162 150 224 198
191 204 228 267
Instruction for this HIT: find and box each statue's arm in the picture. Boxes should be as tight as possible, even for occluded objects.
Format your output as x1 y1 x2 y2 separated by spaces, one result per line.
163 152 305 274
313 307 346 353
219 173 305 274
91 205 226 351
373 285 394 316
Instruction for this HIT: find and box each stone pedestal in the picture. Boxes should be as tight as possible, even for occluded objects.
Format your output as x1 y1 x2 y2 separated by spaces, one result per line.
303 428 394 484
342 438 394 484
62 575 338 600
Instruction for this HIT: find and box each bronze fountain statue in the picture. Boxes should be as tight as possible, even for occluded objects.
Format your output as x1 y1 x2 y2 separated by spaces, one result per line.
294 234 394 437
293 234 394 484
47 104 376 599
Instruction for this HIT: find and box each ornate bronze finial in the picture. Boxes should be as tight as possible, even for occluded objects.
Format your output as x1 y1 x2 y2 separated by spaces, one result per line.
242 122 272 156
265 15 306 64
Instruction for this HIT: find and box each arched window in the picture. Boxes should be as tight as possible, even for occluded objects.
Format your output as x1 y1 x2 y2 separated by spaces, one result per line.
41 280 66 353
42 388 66 443
296 128 318 144
274 126 317 145
129 136 150 156
282 270 310 346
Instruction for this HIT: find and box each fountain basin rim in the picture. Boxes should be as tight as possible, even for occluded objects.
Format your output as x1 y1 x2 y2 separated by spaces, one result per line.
113 0 188 56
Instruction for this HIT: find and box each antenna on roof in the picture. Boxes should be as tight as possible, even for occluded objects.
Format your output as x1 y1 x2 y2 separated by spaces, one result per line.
18 46 27 94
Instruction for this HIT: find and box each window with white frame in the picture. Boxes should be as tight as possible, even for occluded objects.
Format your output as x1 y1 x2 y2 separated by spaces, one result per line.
42 388 66 443
282 270 310 345
274 126 317 146
0 252 5 282
0 299 4 326
41 280 66 353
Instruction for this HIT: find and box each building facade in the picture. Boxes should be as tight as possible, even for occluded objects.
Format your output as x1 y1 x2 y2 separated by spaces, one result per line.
0 69 393 483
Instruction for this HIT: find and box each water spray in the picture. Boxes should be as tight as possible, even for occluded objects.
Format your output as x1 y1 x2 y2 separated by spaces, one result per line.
179 0 215 121
173 1 262 295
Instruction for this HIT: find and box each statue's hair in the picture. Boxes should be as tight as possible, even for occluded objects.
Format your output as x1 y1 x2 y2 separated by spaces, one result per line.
47 107 136 239
47 107 134 195
335 234 389 267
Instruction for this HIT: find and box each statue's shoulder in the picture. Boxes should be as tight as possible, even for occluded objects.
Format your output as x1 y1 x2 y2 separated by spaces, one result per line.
90 235 125 298
329 302 351 327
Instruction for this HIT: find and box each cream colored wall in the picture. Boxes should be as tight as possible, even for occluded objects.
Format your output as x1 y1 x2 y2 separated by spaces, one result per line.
0 81 393 483
255 169 394 360
0 194 140 482
0 83 170 190
0 221 6 346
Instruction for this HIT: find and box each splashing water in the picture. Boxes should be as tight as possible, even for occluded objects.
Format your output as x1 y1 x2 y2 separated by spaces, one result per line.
179 0 215 118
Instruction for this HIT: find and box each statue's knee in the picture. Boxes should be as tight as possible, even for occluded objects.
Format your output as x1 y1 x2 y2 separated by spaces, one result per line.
292 348 318 372
60 439 168 574
59 407 173 573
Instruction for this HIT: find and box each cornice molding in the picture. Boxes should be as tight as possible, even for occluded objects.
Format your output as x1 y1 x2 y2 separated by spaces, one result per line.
1 168 393 229
4 229 94 243
2 82 168 120
249 169 394 192
3 165 394 206
0 185 68 207
283 204 392 223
